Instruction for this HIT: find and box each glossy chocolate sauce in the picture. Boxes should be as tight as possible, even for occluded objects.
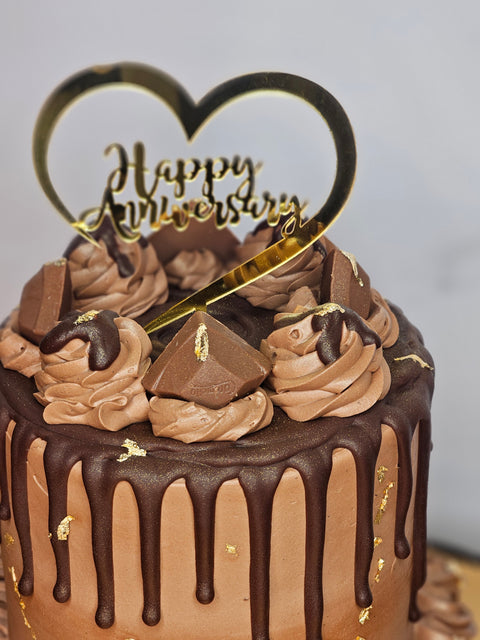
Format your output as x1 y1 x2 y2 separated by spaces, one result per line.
0 298 433 639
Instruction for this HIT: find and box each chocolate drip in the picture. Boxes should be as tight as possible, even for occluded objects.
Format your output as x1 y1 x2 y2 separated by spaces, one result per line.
311 307 381 365
240 466 283 640
296 450 331 639
43 440 82 602
0 301 434 638
64 217 147 278
186 470 226 605
40 309 120 371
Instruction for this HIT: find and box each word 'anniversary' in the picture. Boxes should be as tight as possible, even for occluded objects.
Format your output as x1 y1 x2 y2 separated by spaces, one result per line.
76 142 303 242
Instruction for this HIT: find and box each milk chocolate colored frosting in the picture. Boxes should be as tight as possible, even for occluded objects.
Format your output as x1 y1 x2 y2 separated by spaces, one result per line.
234 225 325 311
367 288 400 347
149 387 273 442
0 321 42 378
164 249 226 290
34 311 151 430
66 219 168 318
0 295 434 639
263 305 391 420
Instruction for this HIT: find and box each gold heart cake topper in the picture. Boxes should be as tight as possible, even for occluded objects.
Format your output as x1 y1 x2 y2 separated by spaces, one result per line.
32 62 356 331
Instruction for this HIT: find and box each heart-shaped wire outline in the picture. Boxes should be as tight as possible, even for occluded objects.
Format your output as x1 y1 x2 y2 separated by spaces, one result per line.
33 62 356 331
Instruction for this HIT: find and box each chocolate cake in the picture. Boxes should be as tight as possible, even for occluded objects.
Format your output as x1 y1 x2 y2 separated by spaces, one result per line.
0 213 472 640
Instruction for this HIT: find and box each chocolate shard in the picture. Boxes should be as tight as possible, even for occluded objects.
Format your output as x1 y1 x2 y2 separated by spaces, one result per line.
18 259 73 345
143 311 271 409
320 249 371 319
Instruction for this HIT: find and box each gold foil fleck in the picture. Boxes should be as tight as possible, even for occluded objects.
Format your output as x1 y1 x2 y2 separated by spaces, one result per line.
359 605 372 625
225 543 239 557
57 515 75 541
393 354 434 370
9 566 37 638
117 439 147 462
376 465 388 483
356 637 366 640
194 323 209 362
341 251 364 287
3 532 15 546
374 536 383 548
374 481 395 525
74 309 100 325
374 558 385 583
46 257 67 267
314 302 345 317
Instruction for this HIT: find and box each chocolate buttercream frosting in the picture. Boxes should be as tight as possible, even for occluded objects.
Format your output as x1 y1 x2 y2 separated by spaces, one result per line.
0 311 42 378
34 312 151 430
149 387 273 442
66 219 168 318
234 225 325 311
164 248 227 290
262 304 391 419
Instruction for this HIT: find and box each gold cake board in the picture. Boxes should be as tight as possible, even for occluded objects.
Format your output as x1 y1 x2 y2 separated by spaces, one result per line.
0 548 476 638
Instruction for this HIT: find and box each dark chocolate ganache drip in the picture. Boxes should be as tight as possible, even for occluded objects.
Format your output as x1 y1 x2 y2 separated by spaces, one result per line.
40 309 120 371
64 216 148 278
0 298 434 639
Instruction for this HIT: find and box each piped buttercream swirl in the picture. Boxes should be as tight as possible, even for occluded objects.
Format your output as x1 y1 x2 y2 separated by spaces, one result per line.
164 248 226 290
414 552 477 639
67 238 168 318
261 305 391 420
234 226 325 311
34 316 151 430
148 387 273 443
366 289 399 348
0 324 42 379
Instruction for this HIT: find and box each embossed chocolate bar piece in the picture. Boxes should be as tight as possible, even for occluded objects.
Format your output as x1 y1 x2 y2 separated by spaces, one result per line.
143 311 271 409
18 259 73 345
320 248 371 318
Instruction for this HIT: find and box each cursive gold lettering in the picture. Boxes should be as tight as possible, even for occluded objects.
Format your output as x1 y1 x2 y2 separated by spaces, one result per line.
76 143 304 242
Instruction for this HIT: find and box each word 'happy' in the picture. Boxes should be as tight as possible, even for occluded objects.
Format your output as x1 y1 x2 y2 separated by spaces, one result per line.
75 142 303 242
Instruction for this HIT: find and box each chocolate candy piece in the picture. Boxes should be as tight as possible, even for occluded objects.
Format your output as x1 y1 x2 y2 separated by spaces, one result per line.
320 249 371 318
18 259 73 345
143 311 271 409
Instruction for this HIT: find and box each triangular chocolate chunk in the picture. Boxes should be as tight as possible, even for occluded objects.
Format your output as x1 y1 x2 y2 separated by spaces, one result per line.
143 311 271 409
18 259 73 345
320 249 371 318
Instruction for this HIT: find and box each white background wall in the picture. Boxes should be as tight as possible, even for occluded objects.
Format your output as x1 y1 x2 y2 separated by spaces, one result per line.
0 1 478 554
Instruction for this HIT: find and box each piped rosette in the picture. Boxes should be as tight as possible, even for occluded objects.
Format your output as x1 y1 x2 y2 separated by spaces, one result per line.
143 311 273 442
233 222 326 311
34 310 151 430
261 303 391 420
66 218 168 318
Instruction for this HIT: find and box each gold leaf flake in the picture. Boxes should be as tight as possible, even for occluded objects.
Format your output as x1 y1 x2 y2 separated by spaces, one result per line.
393 354 433 370
374 536 383 548
57 515 75 541
194 323 209 362
314 302 345 317
9 566 36 638
117 439 147 462
225 543 239 557
359 605 372 625
374 482 395 525
356 637 366 640
3 532 14 546
376 465 388 483
341 251 364 287
74 309 100 325
374 558 385 583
